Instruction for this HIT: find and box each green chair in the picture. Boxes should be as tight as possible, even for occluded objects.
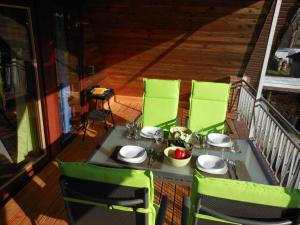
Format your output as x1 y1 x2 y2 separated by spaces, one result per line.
181 170 300 225
58 161 168 225
188 80 231 134
142 78 180 131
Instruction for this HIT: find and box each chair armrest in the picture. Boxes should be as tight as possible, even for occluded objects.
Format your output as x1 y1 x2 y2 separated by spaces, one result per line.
181 196 190 225
200 205 293 225
155 195 168 225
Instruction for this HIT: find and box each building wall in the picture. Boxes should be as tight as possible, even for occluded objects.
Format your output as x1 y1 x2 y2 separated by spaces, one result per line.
244 0 299 87
82 0 273 100
244 0 300 131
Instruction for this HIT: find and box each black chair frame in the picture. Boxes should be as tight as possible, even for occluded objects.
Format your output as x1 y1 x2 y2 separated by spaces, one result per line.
181 196 300 225
60 175 168 225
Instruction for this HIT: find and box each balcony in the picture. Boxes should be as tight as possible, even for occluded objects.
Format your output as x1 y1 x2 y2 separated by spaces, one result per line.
1 0 300 223
1 79 299 225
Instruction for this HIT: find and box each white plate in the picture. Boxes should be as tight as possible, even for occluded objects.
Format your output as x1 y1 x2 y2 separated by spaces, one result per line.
196 155 228 174
119 145 145 158
207 140 233 148
117 153 147 163
140 126 162 138
118 146 147 163
207 133 232 147
140 132 153 138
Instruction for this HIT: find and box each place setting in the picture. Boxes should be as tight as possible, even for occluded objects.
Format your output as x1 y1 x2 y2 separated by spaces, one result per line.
139 127 166 166
117 145 147 164
114 124 166 167
140 126 162 139
109 145 149 168
125 121 165 142
196 154 228 174
192 132 230 176
193 132 249 180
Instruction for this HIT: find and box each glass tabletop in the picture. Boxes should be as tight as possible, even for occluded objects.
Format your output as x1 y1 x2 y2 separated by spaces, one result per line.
87 125 270 185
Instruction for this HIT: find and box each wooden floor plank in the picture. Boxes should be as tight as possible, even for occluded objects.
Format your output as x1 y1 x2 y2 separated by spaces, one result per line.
154 180 163 204
34 195 65 225
161 182 176 225
5 162 60 225
172 185 190 225
17 179 62 225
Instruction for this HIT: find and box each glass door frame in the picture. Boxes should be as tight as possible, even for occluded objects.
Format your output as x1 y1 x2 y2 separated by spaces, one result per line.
0 2 49 204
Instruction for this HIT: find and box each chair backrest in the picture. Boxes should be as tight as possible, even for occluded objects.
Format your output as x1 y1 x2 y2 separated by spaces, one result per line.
189 80 231 134
58 161 156 225
142 78 180 130
189 170 300 225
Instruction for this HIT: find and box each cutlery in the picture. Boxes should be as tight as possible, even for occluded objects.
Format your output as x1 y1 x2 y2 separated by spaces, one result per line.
146 148 154 167
227 160 237 180
228 160 238 179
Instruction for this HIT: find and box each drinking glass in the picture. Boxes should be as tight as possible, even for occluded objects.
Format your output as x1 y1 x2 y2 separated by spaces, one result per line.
126 122 134 139
194 131 203 148
230 145 235 153
202 135 208 154
222 147 231 162
153 130 164 145
134 127 141 146
221 147 225 160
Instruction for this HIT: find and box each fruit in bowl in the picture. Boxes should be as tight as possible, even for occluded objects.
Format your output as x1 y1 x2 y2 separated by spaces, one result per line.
174 149 191 159
164 146 192 167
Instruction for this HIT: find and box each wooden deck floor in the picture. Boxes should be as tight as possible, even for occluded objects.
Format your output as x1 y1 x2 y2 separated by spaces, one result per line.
0 97 192 225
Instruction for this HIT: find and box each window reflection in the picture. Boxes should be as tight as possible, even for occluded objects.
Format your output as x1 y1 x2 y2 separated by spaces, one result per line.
0 5 45 187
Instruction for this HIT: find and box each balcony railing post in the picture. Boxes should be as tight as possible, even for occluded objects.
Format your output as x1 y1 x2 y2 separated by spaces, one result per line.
248 105 256 139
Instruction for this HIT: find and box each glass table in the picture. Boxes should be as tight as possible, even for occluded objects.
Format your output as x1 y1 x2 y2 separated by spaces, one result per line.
87 125 270 185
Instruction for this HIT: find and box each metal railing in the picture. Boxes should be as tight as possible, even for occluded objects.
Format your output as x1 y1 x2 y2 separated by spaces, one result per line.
233 80 300 189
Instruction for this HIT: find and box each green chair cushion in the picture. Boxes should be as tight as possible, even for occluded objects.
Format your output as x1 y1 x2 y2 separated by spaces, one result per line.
142 78 180 130
192 170 300 208
189 80 230 134
189 170 300 224
143 97 178 130
58 161 156 224
189 99 228 133
143 78 180 99
191 81 231 101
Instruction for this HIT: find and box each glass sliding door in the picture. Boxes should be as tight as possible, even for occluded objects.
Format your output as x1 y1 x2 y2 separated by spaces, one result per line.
0 4 46 187
53 9 82 142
